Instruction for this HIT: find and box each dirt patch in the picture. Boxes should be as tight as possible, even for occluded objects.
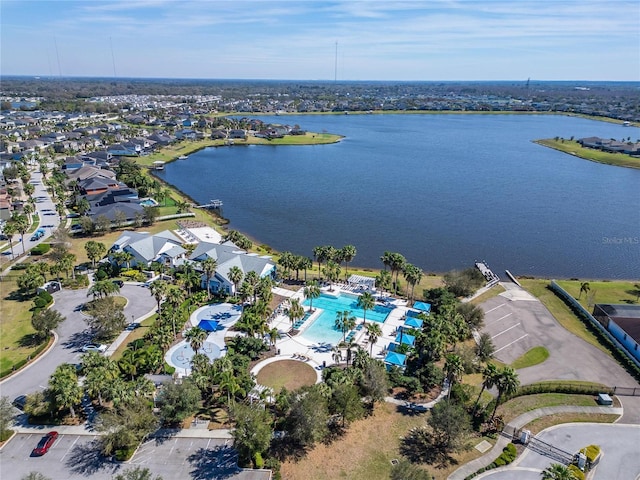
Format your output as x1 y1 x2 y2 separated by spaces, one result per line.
255 359 316 392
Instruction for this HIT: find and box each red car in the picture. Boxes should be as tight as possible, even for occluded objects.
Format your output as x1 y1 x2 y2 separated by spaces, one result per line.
32 431 58 456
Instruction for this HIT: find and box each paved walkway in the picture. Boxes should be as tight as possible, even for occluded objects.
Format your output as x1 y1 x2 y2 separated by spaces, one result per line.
448 405 623 480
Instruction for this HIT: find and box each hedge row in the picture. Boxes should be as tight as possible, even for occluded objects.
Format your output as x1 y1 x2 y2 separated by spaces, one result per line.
503 382 613 403
465 443 517 479
31 243 51 255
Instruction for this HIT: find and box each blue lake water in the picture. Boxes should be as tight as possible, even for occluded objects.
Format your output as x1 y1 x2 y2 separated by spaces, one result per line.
155 114 640 279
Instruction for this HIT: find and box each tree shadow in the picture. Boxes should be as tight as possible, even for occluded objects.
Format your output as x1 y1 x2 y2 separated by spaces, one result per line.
269 437 310 463
187 445 240 480
395 403 428 417
66 438 121 476
17 333 42 348
399 428 458 468
61 329 94 351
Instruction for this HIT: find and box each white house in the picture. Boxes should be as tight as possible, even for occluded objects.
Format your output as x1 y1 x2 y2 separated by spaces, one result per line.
109 230 186 268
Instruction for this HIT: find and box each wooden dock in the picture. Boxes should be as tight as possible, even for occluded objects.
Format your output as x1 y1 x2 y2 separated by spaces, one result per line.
194 199 223 209
475 261 500 286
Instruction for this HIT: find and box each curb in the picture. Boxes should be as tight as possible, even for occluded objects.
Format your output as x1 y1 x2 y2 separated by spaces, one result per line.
0 430 18 451
0 331 58 385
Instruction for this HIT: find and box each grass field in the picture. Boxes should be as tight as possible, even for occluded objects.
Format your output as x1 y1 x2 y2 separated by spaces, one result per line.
280 401 491 480
524 413 619 435
255 360 317 392
534 139 640 169
496 393 600 423
0 264 43 373
470 284 505 305
511 346 550 370
110 314 158 361
555 279 640 308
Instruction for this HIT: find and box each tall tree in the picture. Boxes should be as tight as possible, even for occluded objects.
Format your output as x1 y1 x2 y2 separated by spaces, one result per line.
201 257 217 299
286 298 305 328
228 265 243 297
48 364 83 418
335 310 356 342
31 308 66 341
491 366 520 420
356 291 375 325
340 245 357 280
444 353 464 393
158 379 202 425
365 322 382 355
303 280 321 311
87 279 120 299
84 240 106 269
427 400 471 453
231 402 273 468
578 282 590 300
184 326 208 354
473 363 499 414
97 396 158 457
149 280 169 314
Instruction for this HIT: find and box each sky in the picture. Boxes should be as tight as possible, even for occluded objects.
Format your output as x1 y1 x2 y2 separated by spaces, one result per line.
1 0 639 81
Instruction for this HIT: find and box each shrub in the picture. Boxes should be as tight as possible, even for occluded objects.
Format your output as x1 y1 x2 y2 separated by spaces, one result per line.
38 290 53 304
253 452 264 469
11 263 28 270
568 464 585 480
31 243 51 255
95 269 108 281
33 297 47 309
584 444 600 463
115 448 136 461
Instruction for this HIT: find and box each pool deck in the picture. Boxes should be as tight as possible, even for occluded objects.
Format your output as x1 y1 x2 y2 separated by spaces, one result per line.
260 284 410 375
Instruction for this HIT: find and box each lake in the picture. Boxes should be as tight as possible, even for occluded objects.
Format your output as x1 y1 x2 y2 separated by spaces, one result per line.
155 114 640 279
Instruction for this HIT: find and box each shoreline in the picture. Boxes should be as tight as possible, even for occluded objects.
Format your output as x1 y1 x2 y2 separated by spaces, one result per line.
533 138 640 170
138 123 637 282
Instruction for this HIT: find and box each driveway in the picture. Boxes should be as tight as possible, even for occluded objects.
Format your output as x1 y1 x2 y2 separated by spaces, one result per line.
0 284 156 402
480 283 638 388
0 433 265 480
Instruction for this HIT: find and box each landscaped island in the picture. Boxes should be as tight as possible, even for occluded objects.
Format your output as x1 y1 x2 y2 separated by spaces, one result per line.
534 137 640 169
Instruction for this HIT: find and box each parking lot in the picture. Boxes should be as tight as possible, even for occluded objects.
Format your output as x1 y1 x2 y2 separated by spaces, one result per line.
0 433 260 480
480 283 638 387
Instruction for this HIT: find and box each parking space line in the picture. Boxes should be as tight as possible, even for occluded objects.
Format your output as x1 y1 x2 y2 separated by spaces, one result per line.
487 312 513 325
491 322 521 339
60 435 79 463
485 303 506 314
495 333 529 353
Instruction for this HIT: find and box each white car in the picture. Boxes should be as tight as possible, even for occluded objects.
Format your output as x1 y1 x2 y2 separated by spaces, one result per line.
82 343 107 353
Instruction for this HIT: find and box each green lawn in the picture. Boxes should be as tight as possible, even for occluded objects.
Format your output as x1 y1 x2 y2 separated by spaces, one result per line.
0 266 44 374
534 139 640 169
511 346 550 369
555 279 640 307
497 393 601 423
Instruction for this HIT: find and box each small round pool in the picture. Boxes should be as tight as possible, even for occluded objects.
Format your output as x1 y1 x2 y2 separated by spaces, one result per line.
192 303 242 328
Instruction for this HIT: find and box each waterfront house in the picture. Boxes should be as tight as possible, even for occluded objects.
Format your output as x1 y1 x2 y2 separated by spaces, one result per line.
190 241 276 296
109 230 186 269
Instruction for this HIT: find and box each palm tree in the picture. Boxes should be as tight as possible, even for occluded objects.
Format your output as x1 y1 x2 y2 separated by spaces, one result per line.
286 298 305 328
340 245 357 280
244 271 259 303
303 280 321 312
2 222 16 257
444 353 464 393
578 282 590 300
365 322 382 355
541 463 577 480
634 283 640 303
334 310 356 342
491 366 520 420
322 260 341 291
48 364 82 418
178 264 201 296
120 251 134 270
403 263 423 301
331 345 343 365
342 338 357 366
201 257 217 299
356 291 375 325
149 280 169 314
473 363 499 414
87 279 120 299
185 326 208 354
228 266 243 297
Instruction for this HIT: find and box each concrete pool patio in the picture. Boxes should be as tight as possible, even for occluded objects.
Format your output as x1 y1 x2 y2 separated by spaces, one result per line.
252 284 412 378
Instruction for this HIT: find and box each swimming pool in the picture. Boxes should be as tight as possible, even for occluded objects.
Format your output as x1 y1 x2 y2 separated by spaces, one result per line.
301 292 391 344
139 198 158 206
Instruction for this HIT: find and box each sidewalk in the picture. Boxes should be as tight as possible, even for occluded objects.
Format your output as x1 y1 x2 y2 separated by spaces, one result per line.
447 405 623 479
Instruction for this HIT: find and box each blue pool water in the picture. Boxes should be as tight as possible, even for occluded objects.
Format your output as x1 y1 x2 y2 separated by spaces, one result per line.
140 199 157 206
301 293 391 345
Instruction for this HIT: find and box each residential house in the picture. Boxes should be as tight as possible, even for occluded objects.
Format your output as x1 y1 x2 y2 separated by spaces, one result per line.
109 230 187 268
190 241 276 296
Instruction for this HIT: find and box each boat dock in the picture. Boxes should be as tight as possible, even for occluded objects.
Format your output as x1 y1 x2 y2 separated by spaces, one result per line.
475 261 500 286
194 199 223 209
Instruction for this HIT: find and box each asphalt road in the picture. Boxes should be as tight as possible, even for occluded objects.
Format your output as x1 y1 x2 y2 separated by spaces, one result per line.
0 433 254 480
0 284 157 402
480 285 638 388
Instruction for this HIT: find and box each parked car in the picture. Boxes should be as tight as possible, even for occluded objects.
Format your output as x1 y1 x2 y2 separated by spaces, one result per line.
125 322 140 331
112 280 124 288
12 395 27 411
32 431 58 456
30 228 45 241
81 343 107 353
